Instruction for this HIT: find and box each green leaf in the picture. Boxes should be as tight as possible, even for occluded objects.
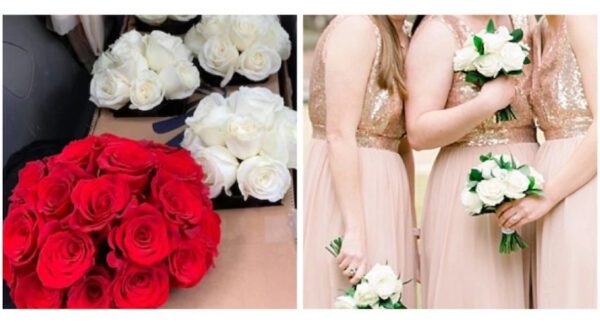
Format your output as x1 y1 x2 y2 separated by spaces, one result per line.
467 180 479 191
523 56 531 65
486 19 496 33
464 70 489 87
510 28 524 42
510 155 517 169
381 299 395 309
479 152 493 162
469 168 483 182
473 35 485 55
506 69 523 76
526 189 545 196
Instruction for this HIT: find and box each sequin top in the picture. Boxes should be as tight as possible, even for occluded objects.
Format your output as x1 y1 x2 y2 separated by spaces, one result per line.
309 16 406 153
530 17 593 140
428 15 537 147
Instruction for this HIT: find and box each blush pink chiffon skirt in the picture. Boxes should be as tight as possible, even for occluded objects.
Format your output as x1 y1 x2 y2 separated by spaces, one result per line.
420 142 538 308
534 137 597 308
303 139 418 308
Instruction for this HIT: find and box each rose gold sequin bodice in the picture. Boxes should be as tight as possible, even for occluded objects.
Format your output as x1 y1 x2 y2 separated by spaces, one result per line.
308 16 405 153
530 17 593 140
429 15 537 147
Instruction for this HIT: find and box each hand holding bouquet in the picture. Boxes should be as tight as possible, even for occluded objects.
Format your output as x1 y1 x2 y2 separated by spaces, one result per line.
453 19 531 122
326 238 407 309
461 153 544 254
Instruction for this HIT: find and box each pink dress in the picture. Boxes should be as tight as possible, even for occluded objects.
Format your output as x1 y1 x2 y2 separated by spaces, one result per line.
303 16 418 308
530 17 596 308
419 15 539 308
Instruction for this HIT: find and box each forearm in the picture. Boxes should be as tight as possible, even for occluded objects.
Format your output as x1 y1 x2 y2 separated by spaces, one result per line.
327 134 367 233
545 122 597 205
408 95 493 150
399 139 416 217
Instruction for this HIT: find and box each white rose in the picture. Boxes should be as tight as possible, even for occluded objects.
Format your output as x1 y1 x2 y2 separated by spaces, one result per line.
496 26 514 43
333 295 357 309
236 45 282 81
184 15 230 54
475 178 507 207
477 159 501 179
129 70 165 111
479 30 509 54
353 282 379 308
92 52 117 74
227 86 284 127
260 20 292 60
89 69 130 110
192 146 239 198
185 93 232 146
180 128 204 155
111 30 145 60
229 15 267 51
136 15 168 26
390 279 404 304
168 15 197 22
225 115 264 159
503 170 530 199
499 42 527 73
474 53 503 78
159 60 200 100
261 106 297 168
197 35 239 87
144 31 192 72
111 52 148 83
453 45 479 71
363 264 398 300
461 188 483 214
237 155 291 202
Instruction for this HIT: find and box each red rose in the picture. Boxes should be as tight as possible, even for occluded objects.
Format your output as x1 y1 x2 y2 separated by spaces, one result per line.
69 174 131 232
67 267 112 308
49 135 104 173
155 149 205 183
13 272 64 308
3 255 15 288
198 210 221 256
3 205 38 267
109 203 171 265
37 230 95 288
97 137 155 193
112 263 169 308
151 171 209 229
34 164 89 221
10 160 46 204
168 239 210 288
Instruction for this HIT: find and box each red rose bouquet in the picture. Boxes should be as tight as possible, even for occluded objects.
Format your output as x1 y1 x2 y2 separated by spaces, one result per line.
3 133 221 308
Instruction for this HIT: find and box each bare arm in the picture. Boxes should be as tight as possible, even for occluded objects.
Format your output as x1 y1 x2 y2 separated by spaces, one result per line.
405 19 516 150
498 16 597 229
324 16 375 284
398 139 416 222
543 16 597 202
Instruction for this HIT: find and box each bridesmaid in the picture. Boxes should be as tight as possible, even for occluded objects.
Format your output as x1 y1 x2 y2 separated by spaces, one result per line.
405 15 538 308
496 15 597 308
303 15 418 308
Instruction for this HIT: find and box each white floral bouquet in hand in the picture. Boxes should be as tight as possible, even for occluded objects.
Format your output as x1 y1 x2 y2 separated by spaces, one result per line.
453 19 531 122
90 30 200 111
185 15 291 87
181 86 296 202
461 153 544 254
326 238 408 309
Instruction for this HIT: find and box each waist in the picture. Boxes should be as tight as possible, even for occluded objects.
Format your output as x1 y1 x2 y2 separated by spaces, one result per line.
449 126 537 147
312 126 402 152
542 125 590 140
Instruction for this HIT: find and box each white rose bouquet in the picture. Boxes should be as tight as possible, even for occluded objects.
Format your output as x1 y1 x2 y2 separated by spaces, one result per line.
326 238 408 309
90 29 200 111
185 15 291 87
181 86 296 202
461 152 544 254
453 19 531 122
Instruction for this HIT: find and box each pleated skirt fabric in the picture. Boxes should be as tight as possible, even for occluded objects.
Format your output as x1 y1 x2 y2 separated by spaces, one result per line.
420 142 538 308
534 137 597 308
303 139 418 308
